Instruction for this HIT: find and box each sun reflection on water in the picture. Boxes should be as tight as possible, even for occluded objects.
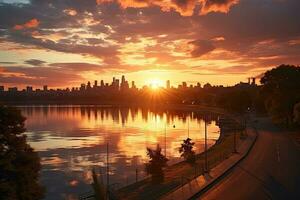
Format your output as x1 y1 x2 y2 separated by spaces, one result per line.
20 106 220 200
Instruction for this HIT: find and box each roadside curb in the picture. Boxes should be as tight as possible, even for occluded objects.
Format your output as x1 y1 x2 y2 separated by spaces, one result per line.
189 128 258 199
161 127 258 200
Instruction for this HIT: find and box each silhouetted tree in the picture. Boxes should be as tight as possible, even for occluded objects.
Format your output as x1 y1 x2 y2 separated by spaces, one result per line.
261 64 300 127
217 90 252 113
293 102 300 125
145 145 168 184
179 138 196 164
0 106 44 200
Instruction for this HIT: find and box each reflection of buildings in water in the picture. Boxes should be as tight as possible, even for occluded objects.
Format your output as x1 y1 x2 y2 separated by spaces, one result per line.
21 106 219 125
21 106 221 168
22 106 220 157
20 106 221 200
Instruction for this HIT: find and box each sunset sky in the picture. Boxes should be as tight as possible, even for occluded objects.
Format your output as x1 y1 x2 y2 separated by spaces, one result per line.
0 0 300 89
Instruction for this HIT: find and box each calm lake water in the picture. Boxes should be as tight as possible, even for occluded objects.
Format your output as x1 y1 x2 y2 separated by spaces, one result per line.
19 105 220 200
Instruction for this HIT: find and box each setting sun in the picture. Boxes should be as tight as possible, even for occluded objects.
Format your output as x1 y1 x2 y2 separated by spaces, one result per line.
147 79 164 90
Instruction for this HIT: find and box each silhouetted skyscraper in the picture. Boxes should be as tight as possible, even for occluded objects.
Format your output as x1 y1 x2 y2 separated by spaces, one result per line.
26 86 33 92
8 87 18 92
166 80 170 89
94 80 98 88
252 78 256 85
0 86 4 92
43 85 48 91
120 75 129 91
80 84 86 91
115 79 120 89
132 81 136 89
87 81 91 90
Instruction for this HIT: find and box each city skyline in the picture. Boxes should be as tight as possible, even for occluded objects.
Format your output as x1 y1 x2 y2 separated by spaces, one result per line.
0 74 257 92
0 77 195 92
1 0 300 89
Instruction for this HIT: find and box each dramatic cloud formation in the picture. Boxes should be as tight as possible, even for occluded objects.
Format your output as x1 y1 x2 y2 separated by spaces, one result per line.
96 0 239 16
0 0 300 88
200 0 239 15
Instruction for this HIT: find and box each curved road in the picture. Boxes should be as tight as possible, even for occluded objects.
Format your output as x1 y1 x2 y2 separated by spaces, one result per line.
195 118 300 200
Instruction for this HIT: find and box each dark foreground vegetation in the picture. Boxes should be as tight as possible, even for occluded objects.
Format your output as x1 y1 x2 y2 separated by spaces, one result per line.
0 106 44 200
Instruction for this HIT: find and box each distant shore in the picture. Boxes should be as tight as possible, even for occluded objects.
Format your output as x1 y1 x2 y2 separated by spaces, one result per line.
3 102 227 114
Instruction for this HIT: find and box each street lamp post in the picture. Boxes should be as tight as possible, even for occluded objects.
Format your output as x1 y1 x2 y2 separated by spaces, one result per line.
233 125 238 153
164 123 167 157
106 142 109 200
204 117 208 173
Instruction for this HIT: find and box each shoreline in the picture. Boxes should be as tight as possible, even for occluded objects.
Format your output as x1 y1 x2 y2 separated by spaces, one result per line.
4 103 227 114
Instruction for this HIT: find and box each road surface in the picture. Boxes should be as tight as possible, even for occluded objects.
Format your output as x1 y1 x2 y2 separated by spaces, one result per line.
194 118 300 200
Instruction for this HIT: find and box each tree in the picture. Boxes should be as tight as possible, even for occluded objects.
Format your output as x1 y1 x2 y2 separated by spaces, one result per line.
179 138 196 164
293 102 300 125
218 90 252 113
0 106 44 200
261 64 300 126
145 145 168 184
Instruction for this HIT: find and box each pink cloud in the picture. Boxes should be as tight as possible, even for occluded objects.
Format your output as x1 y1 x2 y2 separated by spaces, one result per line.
13 18 40 30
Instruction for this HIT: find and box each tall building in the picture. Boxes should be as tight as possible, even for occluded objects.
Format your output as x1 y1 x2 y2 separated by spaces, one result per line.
87 81 91 90
120 75 129 91
100 80 104 87
115 79 120 90
43 85 48 91
80 83 86 91
131 81 136 89
252 78 256 85
26 86 33 92
166 80 170 89
111 77 119 90
182 82 187 88
0 86 4 92
94 80 98 88
8 87 18 92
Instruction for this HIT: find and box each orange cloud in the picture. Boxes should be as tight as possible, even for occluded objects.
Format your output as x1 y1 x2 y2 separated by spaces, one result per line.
13 18 40 30
200 0 239 15
96 0 239 16
96 0 197 16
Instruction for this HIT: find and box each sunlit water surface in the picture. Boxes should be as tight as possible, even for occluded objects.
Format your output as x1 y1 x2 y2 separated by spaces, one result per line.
19 106 220 200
